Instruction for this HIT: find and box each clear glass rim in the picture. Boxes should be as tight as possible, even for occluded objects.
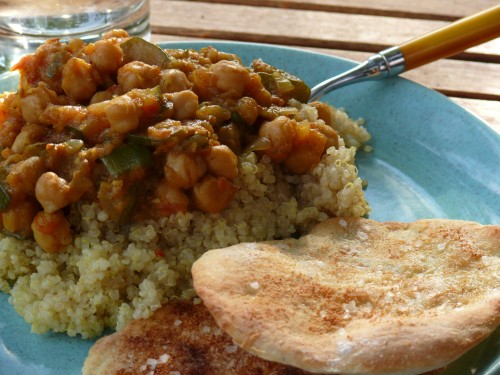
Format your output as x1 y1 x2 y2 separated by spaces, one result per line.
0 0 149 38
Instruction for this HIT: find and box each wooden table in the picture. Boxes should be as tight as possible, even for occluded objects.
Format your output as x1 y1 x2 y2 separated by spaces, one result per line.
150 0 500 133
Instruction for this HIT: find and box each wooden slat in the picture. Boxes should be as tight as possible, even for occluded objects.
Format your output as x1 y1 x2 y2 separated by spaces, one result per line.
151 1 500 62
189 0 499 21
151 33 500 131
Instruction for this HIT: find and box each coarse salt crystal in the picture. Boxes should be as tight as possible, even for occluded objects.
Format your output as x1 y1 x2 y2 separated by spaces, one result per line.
146 358 158 367
339 219 347 227
158 354 171 364
139 364 147 371
201 326 211 334
173 319 182 327
249 281 260 290
319 310 327 318
357 231 368 240
225 345 238 353
337 340 354 355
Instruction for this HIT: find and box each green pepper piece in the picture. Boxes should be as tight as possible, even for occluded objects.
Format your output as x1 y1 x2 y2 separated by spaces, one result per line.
121 37 170 68
258 72 275 92
23 142 47 157
258 71 311 102
273 75 294 94
0 182 10 211
282 71 311 103
67 125 85 140
126 133 161 147
101 143 152 178
231 110 247 126
46 52 64 79
180 133 210 152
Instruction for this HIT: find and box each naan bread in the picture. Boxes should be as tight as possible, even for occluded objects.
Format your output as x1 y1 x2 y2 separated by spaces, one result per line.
82 300 311 374
192 218 500 375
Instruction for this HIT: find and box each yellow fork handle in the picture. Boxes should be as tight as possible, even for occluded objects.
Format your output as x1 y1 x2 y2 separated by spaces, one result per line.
399 5 500 71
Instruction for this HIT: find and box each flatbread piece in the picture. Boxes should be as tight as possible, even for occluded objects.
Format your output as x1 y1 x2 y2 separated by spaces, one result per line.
82 299 312 374
192 218 500 375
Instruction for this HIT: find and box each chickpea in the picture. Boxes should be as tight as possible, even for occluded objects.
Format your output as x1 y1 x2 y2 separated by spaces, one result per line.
35 172 71 213
62 57 97 102
90 39 123 74
205 145 239 179
188 66 216 100
169 90 199 120
6 156 46 195
164 152 207 189
193 176 236 213
67 38 85 53
235 97 259 125
160 69 193 93
284 127 327 174
312 121 339 150
209 60 250 97
2 200 38 238
309 101 333 125
117 61 161 93
31 211 72 253
105 94 141 134
20 87 57 124
154 179 190 216
246 72 272 107
88 99 109 117
11 123 46 154
258 116 297 162
90 90 114 105
102 29 129 40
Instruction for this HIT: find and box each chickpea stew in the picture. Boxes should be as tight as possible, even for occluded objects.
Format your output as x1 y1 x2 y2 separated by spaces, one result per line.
0 30 354 253
0 32 371 337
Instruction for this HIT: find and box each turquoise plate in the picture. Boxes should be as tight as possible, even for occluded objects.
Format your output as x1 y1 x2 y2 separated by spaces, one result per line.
0 41 498 374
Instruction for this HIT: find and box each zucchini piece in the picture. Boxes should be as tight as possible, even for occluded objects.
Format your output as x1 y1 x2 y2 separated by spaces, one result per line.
101 143 152 178
126 133 161 147
121 37 170 68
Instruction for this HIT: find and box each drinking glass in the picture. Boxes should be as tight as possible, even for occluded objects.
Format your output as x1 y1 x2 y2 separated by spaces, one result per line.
0 0 150 73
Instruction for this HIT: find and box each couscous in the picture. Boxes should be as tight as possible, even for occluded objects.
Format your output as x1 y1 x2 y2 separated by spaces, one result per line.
0 30 370 338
